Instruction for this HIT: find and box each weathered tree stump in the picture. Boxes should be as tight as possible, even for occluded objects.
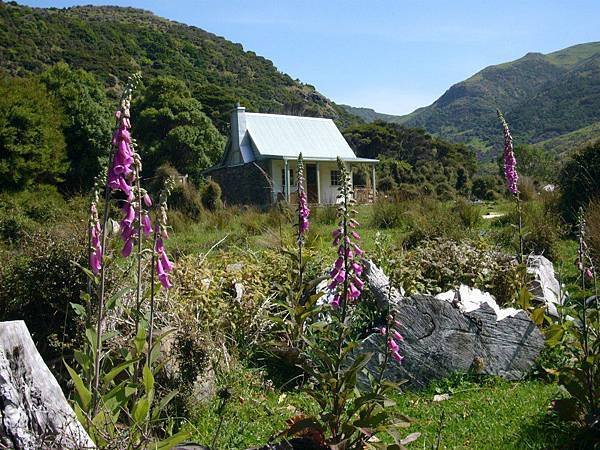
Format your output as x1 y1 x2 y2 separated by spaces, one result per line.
362 261 545 389
0 320 95 449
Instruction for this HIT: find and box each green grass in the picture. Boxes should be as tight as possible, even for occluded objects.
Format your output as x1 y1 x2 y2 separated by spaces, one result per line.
184 367 577 450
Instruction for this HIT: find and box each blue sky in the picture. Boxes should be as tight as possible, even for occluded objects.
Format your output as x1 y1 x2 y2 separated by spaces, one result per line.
20 0 600 115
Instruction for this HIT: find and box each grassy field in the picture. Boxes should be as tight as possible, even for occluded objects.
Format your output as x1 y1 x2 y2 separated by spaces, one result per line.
184 368 577 449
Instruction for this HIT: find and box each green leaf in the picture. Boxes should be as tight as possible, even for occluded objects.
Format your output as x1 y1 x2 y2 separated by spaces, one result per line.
70 302 87 319
132 396 150 424
103 358 138 386
143 364 155 395
545 324 565 347
151 389 178 421
531 307 545 326
154 430 192 450
65 362 92 411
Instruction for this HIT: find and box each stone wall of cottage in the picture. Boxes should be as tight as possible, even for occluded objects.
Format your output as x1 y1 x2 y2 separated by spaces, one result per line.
209 162 272 206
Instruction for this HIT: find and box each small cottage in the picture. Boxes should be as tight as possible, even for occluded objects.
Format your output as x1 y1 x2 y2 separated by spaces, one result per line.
206 106 378 206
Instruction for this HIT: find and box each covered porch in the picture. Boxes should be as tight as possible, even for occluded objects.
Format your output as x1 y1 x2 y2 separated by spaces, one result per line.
270 157 378 205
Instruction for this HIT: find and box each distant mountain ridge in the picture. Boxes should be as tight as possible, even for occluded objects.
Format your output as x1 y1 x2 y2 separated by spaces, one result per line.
345 42 600 158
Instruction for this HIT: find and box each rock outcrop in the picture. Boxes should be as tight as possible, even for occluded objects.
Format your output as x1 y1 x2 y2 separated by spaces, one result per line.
361 261 545 389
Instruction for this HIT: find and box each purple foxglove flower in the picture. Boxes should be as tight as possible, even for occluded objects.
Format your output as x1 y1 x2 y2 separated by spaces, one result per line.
351 262 363 276
498 110 519 195
392 330 404 342
354 277 365 290
158 272 172 289
388 338 399 352
121 238 134 257
331 294 340 308
391 351 403 363
160 250 174 273
585 268 594 279
351 231 360 240
332 229 342 239
379 327 387 335
334 269 346 283
90 249 102 275
334 257 344 269
155 237 165 254
143 193 153 207
142 214 152 237
353 243 364 255
122 203 135 226
348 282 360 299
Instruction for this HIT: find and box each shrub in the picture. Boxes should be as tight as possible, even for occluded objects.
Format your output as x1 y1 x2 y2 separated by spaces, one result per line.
200 180 223 211
472 176 500 200
392 238 521 304
170 182 203 219
377 174 397 192
371 198 405 229
518 176 537 201
585 199 600 265
559 140 600 224
435 182 455 201
0 231 87 371
518 199 565 259
454 199 482 229
314 204 337 225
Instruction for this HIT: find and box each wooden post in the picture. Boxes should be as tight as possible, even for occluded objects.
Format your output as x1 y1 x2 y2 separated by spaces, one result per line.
316 162 321 204
284 159 290 202
372 163 377 202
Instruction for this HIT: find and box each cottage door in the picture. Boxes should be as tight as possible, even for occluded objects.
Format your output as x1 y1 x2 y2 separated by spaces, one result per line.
306 164 318 203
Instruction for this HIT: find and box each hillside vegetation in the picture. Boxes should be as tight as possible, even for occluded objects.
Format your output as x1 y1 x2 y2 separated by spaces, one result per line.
0 2 356 133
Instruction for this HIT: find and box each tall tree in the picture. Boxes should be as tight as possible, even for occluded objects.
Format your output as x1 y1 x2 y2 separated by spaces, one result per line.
40 63 113 192
134 76 225 183
0 74 68 190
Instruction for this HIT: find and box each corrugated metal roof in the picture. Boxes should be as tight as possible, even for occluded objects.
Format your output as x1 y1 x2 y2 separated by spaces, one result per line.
245 113 362 161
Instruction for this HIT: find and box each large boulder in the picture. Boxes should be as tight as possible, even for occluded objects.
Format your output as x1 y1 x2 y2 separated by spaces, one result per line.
361 261 545 389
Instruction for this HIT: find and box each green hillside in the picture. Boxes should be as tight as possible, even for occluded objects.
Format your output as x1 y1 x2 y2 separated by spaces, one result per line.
395 42 600 158
534 121 600 156
0 2 357 133
339 104 402 123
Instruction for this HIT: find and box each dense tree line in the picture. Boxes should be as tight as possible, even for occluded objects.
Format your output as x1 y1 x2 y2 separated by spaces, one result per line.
343 121 477 199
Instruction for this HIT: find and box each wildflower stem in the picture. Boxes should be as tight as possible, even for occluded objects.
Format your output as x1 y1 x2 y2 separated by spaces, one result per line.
148 222 158 359
92 148 114 414
134 168 143 336
516 193 523 264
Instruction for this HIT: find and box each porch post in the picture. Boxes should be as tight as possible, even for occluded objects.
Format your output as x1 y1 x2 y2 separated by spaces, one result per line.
284 158 290 202
371 163 377 202
316 162 321 204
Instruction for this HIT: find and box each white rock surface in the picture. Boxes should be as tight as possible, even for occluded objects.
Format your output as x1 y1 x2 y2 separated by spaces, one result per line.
435 284 521 321
526 255 563 317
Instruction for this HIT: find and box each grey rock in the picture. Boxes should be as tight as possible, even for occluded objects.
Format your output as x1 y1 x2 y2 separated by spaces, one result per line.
361 261 545 389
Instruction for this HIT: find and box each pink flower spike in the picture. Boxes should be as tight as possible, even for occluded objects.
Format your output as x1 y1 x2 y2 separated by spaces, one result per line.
387 338 399 352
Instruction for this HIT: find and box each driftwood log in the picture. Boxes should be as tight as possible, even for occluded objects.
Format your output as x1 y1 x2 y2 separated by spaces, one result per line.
0 320 95 449
361 260 545 388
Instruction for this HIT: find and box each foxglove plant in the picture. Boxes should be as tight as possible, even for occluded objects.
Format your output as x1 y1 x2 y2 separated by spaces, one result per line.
296 153 310 286
497 110 523 262
288 158 415 449
73 73 187 449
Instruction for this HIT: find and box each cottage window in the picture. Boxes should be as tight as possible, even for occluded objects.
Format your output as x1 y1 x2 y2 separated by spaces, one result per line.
330 170 341 186
281 168 295 187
